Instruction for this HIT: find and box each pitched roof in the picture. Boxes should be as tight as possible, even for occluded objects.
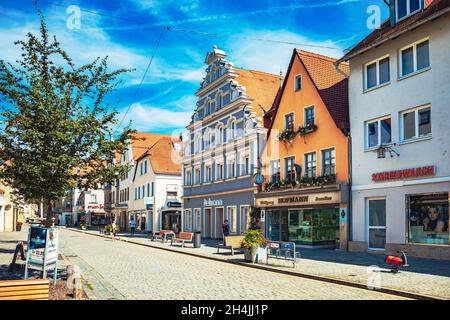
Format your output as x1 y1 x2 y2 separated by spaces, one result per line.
338 0 450 63
267 50 349 136
130 132 171 161
233 68 283 117
147 138 182 175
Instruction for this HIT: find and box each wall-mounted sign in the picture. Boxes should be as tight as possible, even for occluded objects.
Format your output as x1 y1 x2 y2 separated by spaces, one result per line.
204 198 223 207
144 197 154 205
86 204 104 210
167 201 182 208
371 165 436 182
256 192 340 208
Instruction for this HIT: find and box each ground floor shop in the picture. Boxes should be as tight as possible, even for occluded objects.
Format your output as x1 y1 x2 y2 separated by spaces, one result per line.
183 190 254 239
255 184 349 249
350 179 450 260
128 209 151 232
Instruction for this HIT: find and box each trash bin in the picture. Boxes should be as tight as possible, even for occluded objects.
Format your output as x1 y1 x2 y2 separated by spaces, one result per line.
193 231 202 248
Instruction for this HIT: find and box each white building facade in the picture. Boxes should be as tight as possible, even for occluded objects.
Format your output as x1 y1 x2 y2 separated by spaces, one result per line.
338 0 450 259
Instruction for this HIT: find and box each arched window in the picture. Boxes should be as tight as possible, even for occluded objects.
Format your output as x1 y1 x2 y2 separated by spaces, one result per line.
216 124 224 145
217 91 223 109
227 118 237 141
194 134 202 153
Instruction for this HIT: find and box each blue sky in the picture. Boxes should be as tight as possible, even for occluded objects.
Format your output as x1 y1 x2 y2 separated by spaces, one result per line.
0 0 389 135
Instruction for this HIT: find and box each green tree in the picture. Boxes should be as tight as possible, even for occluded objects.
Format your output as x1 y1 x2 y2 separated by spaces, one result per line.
0 6 135 225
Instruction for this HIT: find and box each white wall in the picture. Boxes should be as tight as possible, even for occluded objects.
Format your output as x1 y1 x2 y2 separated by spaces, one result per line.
348 15 450 243
155 174 182 231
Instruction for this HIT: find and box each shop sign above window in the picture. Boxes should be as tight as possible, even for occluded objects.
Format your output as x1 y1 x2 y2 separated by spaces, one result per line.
371 165 435 182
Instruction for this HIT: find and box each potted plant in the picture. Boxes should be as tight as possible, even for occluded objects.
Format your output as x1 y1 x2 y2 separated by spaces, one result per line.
79 216 87 230
104 224 112 235
241 229 268 263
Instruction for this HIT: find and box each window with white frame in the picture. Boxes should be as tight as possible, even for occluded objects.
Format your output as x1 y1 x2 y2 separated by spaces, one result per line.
304 106 315 126
216 162 224 180
227 157 236 179
194 134 202 153
305 152 317 178
365 56 390 90
367 198 387 250
239 153 250 176
294 74 302 91
270 160 280 183
285 156 295 182
396 0 422 22
90 194 97 203
184 209 193 232
185 169 192 185
194 167 201 184
365 116 392 149
144 160 148 174
240 206 250 233
204 129 211 150
216 124 224 145
217 92 223 109
194 209 201 232
284 113 294 131
400 39 430 77
322 148 336 176
227 206 237 234
400 105 431 142
228 120 237 141
205 164 212 183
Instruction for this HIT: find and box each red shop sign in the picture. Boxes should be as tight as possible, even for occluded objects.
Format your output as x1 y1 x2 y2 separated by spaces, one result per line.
371 166 436 182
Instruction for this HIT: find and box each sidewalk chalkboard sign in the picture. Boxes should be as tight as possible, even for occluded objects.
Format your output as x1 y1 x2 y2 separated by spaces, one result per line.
24 226 60 284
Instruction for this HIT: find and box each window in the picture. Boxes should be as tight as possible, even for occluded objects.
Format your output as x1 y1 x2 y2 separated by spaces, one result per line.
400 39 430 77
185 170 192 185
184 210 192 232
284 157 295 182
400 105 431 142
205 165 212 183
228 121 237 141
322 149 336 175
217 93 223 109
240 206 250 233
305 153 316 178
365 117 391 149
368 199 387 250
365 56 390 90
140 162 143 175
216 125 224 145
396 0 422 22
194 209 201 232
144 160 148 174
270 160 280 183
194 167 201 184
194 134 202 153
240 154 250 176
151 182 154 197
227 207 237 234
147 183 150 197
294 74 302 91
228 158 236 179
284 113 294 131
304 106 315 126
90 194 97 203
408 193 449 245
216 162 223 180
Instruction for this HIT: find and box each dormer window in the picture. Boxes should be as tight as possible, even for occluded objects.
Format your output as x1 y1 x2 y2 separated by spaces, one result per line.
396 0 422 22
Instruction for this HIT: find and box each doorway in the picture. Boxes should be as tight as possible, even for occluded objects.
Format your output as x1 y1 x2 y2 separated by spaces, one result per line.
267 210 289 241
215 207 224 239
204 208 212 238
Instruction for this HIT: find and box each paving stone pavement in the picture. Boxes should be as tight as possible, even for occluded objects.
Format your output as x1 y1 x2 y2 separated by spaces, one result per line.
74 227 450 299
57 229 407 300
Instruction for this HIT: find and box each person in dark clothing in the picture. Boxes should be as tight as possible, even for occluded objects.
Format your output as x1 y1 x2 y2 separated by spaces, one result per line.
222 219 230 242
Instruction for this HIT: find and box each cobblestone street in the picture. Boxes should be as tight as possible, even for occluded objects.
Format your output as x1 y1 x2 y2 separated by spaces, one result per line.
54 229 407 300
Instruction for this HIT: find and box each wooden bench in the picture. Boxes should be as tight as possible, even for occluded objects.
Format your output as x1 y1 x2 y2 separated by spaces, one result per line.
0 279 50 300
152 230 175 243
217 236 245 256
170 232 194 247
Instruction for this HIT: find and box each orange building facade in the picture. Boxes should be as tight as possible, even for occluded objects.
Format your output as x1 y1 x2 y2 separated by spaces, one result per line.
255 50 350 249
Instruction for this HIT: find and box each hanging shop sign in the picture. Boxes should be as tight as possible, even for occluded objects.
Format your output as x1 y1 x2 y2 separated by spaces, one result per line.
371 165 436 182
25 226 60 284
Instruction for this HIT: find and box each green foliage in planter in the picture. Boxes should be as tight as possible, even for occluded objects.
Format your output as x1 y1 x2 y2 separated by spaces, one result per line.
277 129 297 142
240 229 268 250
298 174 336 187
249 206 261 230
297 123 318 136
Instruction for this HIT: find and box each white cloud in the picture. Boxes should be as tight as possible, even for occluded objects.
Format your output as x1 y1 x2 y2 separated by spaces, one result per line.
116 103 192 133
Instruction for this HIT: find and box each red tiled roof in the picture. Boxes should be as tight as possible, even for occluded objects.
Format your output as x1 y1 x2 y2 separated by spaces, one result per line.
233 68 283 118
339 0 450 62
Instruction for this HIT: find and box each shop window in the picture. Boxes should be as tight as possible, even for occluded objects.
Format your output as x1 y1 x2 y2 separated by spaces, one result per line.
400 39 429 77
184 210 192 232
227 207 237 234
322 149 335 176
284 157 295 183
408 193 449 245
270 160 280 183
304 152 316 178
365 117 391 149
194 209 201 232
400 105 431 142
368 199 387 250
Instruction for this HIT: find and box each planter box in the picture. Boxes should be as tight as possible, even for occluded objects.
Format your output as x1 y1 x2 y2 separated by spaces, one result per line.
244 247 267 263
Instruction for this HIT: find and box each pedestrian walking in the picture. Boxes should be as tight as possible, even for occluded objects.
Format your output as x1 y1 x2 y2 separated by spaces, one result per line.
222 219 230 244
111 219 117 241
129 217 136 236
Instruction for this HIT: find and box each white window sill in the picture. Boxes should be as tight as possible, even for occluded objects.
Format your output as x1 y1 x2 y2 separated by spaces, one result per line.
203 182 212 185
363 81 391 94
399 135 432 146
398 67 431 82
